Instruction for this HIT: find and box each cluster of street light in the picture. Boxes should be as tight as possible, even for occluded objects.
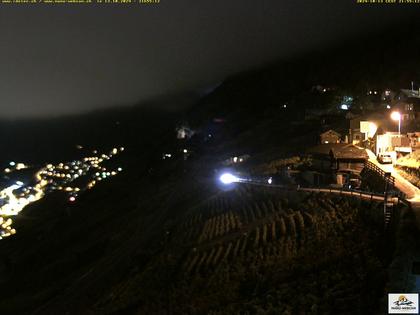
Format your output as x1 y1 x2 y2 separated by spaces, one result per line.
4 161 28 174
0 147 124 240
162 149 190 160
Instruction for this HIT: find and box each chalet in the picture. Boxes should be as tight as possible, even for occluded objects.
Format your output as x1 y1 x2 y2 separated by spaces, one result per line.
307 143 368 173
348 113 392 144
329 144 368 173
320 129 341 144
349 116 373 144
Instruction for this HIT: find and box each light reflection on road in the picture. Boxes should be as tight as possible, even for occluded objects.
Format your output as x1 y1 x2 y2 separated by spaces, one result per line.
366 149 420 200
0 147 124 240
365 149 420 227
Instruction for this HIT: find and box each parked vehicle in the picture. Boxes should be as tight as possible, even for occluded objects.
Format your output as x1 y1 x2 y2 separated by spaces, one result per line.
377 153 392 164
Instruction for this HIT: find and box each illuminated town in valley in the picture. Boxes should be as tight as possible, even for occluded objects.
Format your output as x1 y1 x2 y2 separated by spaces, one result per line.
0 147 124 239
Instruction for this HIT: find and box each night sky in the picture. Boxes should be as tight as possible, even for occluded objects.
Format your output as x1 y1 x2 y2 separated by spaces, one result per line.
0 1 415 118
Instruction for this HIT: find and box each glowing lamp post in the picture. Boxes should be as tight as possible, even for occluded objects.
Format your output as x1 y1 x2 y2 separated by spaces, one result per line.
390 111 401 135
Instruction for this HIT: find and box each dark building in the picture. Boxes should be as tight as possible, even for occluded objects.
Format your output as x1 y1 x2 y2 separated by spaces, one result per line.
320 129 341 144
392 89 420 121
307 143 368 173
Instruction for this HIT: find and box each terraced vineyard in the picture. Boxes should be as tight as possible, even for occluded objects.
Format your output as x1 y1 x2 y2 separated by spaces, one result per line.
96 185 392 315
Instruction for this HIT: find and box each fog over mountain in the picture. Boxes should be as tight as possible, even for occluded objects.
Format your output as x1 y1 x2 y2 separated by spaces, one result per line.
0 0 416 118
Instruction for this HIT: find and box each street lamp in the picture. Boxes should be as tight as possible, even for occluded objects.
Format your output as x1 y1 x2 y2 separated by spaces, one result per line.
391 111 401 135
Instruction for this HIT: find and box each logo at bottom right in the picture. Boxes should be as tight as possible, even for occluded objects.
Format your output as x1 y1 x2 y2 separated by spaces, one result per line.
388 293 419 314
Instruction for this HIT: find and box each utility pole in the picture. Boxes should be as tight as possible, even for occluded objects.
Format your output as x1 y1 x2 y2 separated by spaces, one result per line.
383 172 392 229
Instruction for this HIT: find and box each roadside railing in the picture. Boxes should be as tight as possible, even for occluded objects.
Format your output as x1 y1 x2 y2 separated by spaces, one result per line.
296 186 393 202
243 182 411 207
242 179 412 230
364 160 395 187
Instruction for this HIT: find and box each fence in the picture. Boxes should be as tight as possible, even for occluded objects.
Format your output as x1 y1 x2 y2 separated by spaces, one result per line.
364 160 395 188
243 182 407 205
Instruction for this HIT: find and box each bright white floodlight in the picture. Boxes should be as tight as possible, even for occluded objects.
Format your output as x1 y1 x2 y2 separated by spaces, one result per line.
219 173 239 185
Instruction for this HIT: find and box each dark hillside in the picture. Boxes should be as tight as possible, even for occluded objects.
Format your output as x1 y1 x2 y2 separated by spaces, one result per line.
190 17 420 127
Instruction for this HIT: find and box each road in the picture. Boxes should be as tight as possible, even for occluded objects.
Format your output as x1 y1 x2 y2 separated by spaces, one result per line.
366 149 420 226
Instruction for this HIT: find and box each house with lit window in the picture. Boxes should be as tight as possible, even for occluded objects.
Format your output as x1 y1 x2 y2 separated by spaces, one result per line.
407 132 420 151
391 89 420 121
348 114 382 145
320 129 341 144
305 143 367 187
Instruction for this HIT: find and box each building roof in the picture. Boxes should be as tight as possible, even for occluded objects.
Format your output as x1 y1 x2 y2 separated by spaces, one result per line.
331 145 368 160
400 89 420 99
307 143 368 160
320 129 341 137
